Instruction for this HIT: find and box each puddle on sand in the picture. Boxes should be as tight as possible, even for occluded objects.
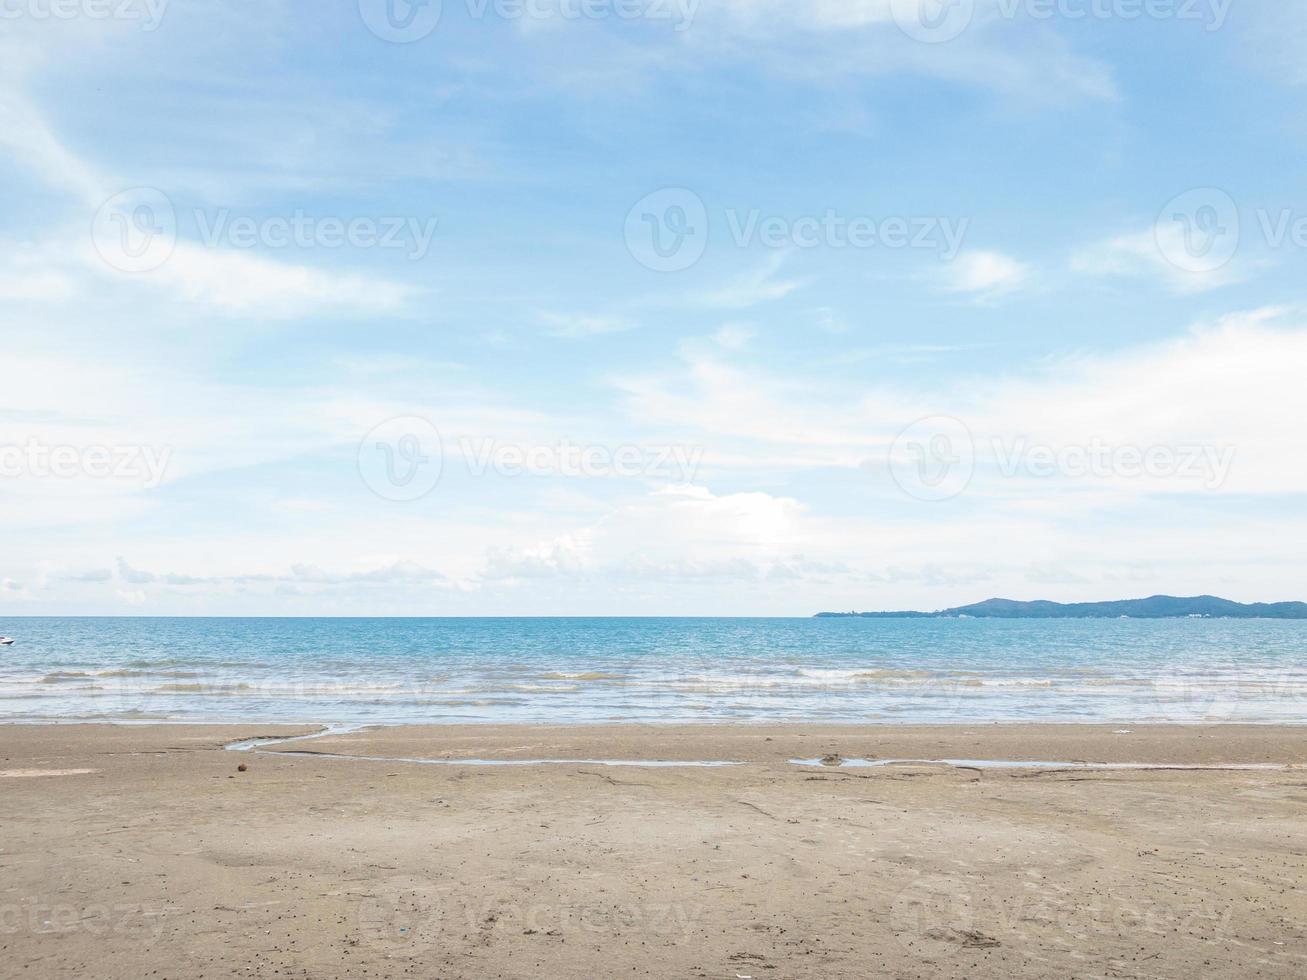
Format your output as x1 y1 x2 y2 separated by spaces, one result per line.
224 728 740 767
222 733 1290 772
265 753 739 767
224 725 360 753
790 758 1292 771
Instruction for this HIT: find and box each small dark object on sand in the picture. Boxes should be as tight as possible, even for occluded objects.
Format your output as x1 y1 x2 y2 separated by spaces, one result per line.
820 754 842 767
237 763 248 772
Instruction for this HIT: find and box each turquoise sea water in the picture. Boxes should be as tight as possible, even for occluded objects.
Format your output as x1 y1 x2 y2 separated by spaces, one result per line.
1 617 1304 725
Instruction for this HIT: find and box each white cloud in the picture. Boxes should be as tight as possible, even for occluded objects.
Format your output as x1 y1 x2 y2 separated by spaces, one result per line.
483 484 810 584
6 224 417 321
710 324 756 350
538 311 635 338
0 75 420 321
688 0 1117 105
694 253 808 309
616 351 880 455
0 91 105 205
617 307 1307 497
0 5 1295 615
714 0 897 30
0 251 82 302
942 250 1033 299
129 243 419 319
812 306 849 334
974 307 1307 494
1072 227 1244 295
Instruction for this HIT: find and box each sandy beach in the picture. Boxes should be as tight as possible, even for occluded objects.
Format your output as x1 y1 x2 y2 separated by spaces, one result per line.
2 723 1305 979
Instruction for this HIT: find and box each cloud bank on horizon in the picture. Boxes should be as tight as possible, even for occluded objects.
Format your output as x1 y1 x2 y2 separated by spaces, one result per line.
1 0 1305 614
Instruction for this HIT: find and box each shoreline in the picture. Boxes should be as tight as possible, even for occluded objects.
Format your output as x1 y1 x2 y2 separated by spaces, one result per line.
6 721 1307 765
7 715 1307 728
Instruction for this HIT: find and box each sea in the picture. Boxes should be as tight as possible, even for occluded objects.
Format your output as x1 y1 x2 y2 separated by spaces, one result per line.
1 617 1304 725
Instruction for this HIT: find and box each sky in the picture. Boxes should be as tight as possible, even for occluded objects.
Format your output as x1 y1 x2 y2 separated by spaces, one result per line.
1 0 1306 615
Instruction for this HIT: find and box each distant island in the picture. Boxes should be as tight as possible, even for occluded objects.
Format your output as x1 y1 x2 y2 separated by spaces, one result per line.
815 595 1307 619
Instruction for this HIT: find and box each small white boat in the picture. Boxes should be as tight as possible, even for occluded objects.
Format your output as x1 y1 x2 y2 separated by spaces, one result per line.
0 637 14 646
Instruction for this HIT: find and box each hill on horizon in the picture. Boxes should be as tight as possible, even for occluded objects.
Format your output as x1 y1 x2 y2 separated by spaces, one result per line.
815 595 1307 619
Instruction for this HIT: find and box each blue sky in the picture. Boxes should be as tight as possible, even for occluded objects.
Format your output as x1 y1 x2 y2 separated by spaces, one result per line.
2 0 1306 614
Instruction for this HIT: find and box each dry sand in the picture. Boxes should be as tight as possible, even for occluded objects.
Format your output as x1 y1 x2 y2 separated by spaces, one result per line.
2 723 1305 979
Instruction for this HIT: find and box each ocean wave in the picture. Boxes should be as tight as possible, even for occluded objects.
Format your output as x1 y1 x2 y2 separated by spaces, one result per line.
8 615 1307 725
795 667 937 681
502 684 583 693
409 698 531 708
67 709 176 721
119 659 261 670
153 682 253 694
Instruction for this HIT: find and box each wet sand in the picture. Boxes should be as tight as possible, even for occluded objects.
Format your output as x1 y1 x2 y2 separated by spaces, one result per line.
2 723 1306 978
